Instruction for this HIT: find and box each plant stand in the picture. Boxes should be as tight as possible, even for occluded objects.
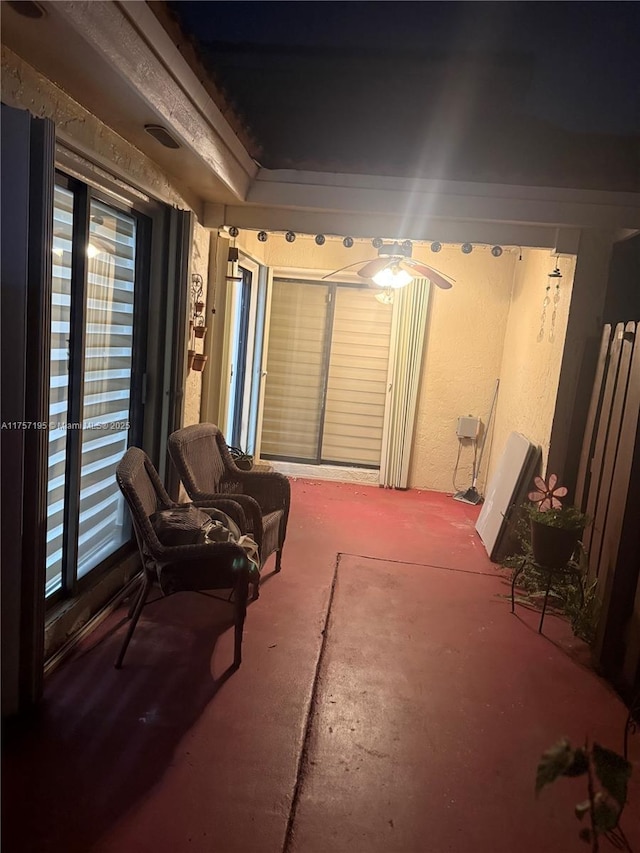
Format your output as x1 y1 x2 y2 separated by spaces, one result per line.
511 556 585 634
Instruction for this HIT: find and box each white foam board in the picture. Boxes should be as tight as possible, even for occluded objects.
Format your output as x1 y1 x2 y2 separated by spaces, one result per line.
476 431 535 559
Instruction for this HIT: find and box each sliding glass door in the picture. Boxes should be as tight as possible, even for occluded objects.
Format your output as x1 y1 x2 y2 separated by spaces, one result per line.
46 178 147 599
260 279 392 467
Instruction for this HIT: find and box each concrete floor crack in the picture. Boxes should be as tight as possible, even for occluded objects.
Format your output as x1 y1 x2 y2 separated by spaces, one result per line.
281 552 342 853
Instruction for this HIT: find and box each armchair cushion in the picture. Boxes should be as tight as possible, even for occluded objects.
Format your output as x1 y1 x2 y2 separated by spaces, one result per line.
150 505 216 546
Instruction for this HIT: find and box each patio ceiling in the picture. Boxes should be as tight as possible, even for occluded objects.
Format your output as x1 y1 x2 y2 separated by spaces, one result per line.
2 1 639 245
164 2 639 194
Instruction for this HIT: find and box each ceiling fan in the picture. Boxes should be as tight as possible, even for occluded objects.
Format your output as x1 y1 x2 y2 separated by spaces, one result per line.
322 241 454 291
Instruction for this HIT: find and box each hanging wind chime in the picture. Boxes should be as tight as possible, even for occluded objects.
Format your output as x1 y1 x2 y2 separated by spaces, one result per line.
538 260 562 343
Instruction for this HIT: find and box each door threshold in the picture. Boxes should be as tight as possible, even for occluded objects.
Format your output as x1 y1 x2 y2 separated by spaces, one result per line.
262 460 380 485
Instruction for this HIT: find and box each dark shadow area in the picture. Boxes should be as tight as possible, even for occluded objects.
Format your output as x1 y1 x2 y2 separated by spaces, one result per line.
2 590 249 853
164 1 640 191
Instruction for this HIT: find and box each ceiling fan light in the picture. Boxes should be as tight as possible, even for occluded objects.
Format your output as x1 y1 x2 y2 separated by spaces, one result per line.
372 266 413 289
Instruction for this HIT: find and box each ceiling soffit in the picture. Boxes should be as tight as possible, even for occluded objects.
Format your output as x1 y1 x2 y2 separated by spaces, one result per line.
1 0 256 203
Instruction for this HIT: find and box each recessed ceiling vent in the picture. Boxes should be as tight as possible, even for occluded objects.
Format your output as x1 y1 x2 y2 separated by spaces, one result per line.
7 1 46 18
144 125 181 150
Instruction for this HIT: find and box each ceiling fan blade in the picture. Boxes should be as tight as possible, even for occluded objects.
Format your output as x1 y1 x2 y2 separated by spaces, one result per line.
321 259 369 280
403 259 454 289
357 257 391 278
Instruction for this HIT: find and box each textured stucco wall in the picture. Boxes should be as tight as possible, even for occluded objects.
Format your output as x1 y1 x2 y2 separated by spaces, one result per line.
235 234 519 492
409 245 517 492
1 47 189 209
236 230 269 266
488 249 576 485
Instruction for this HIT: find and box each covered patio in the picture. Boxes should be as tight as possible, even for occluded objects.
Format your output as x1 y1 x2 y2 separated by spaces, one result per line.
4 479 638 853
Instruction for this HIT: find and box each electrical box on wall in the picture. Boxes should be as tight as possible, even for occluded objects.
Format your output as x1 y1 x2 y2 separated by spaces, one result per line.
457 416 480 439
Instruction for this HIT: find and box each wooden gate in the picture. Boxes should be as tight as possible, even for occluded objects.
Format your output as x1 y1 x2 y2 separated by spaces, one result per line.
575 321 640 691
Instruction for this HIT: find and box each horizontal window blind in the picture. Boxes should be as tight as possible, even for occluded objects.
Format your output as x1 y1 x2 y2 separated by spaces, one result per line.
261 281 328 460
76 199 135 578
260 280 392 468
46 185 73 595
321 287 392 465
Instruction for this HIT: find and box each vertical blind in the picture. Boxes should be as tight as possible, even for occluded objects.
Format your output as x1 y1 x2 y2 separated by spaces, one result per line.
380 278 430 488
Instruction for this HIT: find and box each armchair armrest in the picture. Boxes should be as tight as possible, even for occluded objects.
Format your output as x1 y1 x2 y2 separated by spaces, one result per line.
221 470 290 515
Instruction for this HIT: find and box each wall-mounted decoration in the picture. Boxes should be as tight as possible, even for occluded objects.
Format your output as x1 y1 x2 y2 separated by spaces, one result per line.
548 262 562 342
343 236 354 248
538 260 563 343
285 231 296 243
192 353 208 372
491 246 503 257
315 234 326 245
461 243 473 254
430 241 442 253
188 273 207 371
228 226 239 238
257 230 268 242
194 317 207 338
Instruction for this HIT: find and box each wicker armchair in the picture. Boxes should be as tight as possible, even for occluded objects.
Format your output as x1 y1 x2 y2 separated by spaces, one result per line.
114 447 252 670
168 424 290 572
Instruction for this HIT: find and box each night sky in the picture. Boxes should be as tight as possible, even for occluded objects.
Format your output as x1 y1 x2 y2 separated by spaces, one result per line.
170 1 640 135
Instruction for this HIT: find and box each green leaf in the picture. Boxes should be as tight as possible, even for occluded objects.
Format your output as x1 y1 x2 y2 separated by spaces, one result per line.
565 748 589 777
574 799 591 821
592 742 632 807
578 827 592 844
593 796 621 833
536 739 574 794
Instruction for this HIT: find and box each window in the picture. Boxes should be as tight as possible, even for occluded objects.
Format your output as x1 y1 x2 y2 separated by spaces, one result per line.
45 177 148 600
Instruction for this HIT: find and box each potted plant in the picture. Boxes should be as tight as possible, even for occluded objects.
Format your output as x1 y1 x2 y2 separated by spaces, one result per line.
527 474 589 569
193 320 207 339
187 348 196 371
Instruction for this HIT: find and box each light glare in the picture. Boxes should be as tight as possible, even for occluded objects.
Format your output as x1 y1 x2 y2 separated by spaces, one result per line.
373 266 412 289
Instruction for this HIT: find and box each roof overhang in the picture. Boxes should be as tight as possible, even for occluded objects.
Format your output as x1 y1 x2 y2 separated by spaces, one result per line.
1 0 257 205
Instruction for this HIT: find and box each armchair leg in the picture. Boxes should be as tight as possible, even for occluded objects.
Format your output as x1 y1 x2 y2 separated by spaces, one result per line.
115 572 152 669
127 574 145 618
275 550 282 573
233 571 250 669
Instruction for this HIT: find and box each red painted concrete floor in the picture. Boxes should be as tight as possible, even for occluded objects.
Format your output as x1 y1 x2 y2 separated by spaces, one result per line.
3 480 639 853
